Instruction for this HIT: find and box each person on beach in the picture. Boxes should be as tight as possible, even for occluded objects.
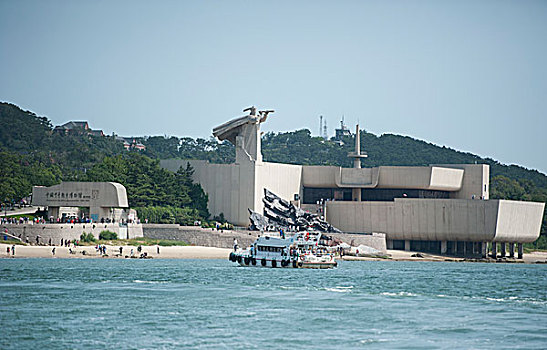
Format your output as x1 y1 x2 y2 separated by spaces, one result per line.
233 238 238 251
12 245 15 256
119 246 123 255
61 238 63 246
7 246 10 255
52 247 56 256
157 246 160 255
130 248 134 257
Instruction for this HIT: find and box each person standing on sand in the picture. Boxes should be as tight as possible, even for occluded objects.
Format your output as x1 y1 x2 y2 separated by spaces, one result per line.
52 247 56 256
233 238 238 251
157 246 160 255
119 246 123 255
7 246 10 255
12 245 15 256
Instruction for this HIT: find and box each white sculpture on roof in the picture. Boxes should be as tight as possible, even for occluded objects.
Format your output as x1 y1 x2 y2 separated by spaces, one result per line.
213 106 274 164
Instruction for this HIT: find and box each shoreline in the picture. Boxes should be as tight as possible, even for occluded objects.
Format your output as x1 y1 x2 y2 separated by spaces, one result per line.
1 243 546 264
0 243 231 260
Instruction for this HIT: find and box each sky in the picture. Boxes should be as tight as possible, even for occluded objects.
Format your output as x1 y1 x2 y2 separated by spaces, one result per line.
1 0 546 173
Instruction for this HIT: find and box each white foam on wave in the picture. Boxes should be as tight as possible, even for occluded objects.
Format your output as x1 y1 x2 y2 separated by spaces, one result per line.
480 296 546 305
380 291 417 297
133 280 168 284
325 285 354 293
359 338 389 344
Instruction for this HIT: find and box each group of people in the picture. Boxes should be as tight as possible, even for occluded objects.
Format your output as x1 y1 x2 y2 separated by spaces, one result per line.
59 238 77 247
1 216 46 225
95 244 108 255
6 245 16 256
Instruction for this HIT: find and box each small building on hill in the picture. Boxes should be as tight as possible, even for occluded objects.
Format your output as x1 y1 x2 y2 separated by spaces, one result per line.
115 136 146 151
54 121 104 136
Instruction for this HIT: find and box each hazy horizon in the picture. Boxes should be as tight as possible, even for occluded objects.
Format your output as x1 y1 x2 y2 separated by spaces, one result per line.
1 0 546 173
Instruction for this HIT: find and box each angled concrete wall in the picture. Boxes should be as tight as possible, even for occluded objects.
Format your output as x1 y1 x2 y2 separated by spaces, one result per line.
326 198 543 243
438 164 489 199
494 200 545 242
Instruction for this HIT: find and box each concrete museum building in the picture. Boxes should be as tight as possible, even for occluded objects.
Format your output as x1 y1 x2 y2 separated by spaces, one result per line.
32 181 135 223
161 107 545 258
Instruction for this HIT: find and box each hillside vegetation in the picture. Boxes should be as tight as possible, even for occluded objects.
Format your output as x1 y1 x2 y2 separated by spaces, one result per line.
1 102 545 242
0 103 207 224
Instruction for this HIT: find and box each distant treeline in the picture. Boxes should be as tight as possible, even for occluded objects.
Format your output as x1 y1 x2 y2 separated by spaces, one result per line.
0 102 545 243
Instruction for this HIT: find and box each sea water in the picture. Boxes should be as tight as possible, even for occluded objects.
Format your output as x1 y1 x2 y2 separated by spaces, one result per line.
0 258 545 349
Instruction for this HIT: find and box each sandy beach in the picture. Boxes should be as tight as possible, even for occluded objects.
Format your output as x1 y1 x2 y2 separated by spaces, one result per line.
0 243 231 259
2 243 546 263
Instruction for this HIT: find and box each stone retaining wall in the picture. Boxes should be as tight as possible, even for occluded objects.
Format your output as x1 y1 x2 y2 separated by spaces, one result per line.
1 223 143 244
142 224 259 249
142 224 386 252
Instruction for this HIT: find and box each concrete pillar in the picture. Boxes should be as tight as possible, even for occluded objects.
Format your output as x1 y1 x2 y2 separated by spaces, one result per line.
500 243 506 257
352 188 361 201
517 243 523 259
404 240 411 251
440 241 447 254
481 242 487 258
491 242 497 258
508 243 515 258
387 240 393 250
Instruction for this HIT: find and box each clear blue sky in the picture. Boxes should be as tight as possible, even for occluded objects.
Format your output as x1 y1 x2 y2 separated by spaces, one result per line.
1 0 546 173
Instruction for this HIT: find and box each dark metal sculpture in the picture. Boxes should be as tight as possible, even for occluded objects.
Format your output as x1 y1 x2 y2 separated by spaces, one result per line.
249 189 342 233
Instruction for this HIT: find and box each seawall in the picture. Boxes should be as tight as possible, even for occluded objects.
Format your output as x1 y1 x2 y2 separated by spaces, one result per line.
142 224 259 249
1 223 143 244
142 224 386 252
2 222 386 253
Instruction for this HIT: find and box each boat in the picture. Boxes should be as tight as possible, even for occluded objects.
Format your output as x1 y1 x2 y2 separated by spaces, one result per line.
228 231 337 269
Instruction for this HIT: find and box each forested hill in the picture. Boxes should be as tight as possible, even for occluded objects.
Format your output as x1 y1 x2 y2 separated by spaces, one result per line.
1 102 545 234
141 128 547 200
262 129 547 192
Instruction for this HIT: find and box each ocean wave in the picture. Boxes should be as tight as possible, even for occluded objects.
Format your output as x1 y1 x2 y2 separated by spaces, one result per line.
380 291 418 297
133 280 169 284
481 296 546 305
359 338 389 344
324 286 354 293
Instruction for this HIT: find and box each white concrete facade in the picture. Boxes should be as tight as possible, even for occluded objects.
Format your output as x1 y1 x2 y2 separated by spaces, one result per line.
161 108 544 248
32 182 133 222
325 198 544 243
